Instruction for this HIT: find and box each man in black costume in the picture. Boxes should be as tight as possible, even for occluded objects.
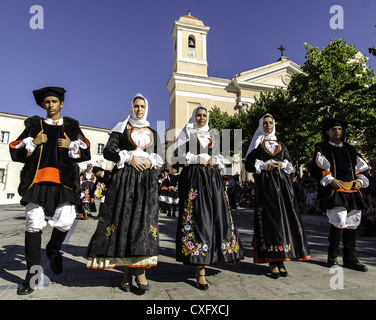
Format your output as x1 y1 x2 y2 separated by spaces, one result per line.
166 164 179 217
310 118 369 271
158 169 170 213
9 86 91 295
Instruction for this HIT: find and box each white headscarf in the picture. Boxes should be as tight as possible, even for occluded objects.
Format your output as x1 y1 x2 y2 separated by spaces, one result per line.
245 113 277 157
109 93 150 134
172 105 210 151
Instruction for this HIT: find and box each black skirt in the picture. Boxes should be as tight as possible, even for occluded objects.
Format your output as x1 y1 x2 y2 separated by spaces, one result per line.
85 165 159 259
176 164 244 266
21 182 80 217
253 169 311 263
320 190 367 211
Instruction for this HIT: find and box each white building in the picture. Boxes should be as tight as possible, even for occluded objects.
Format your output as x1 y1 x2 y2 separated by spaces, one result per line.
0 111 113 204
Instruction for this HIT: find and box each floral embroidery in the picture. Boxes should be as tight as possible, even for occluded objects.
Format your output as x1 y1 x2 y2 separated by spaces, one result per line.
181 188 208 256
105 224 115 239
257 207 291 253
181 188 240 257
149 225 158 240
222 191 240 254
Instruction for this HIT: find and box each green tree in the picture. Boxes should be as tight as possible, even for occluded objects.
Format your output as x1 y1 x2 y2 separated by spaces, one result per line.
209 39 376 168
289 39 376 160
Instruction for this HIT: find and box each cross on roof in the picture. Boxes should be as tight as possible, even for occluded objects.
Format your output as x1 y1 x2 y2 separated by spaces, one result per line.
278 45 286 57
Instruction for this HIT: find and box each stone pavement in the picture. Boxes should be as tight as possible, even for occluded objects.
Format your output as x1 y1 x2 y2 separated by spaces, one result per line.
0 202 375 305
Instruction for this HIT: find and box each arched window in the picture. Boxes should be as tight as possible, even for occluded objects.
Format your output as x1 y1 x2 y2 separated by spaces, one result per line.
188 35 196 48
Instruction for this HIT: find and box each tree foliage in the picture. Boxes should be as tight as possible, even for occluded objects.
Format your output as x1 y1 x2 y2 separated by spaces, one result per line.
209 39 376 168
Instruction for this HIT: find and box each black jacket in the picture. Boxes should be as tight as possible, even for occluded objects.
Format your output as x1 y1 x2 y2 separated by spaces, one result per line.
9 116 91 195
310 141 360 200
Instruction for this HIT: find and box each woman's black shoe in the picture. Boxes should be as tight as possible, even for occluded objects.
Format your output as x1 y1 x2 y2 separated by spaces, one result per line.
270 272 280 279
269 263 280 279
196 275 209 290
278 262 288 277
119 281 131 292
136 281 150 291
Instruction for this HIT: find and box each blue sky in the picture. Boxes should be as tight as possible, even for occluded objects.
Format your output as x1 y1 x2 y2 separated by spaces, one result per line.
0 0 375 133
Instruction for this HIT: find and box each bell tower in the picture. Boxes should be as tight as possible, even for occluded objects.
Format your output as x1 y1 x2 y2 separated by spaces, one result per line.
167 13 211 146
170 12 210 77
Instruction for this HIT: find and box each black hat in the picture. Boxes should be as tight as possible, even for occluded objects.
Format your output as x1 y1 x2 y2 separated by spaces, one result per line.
92 166 104 174
33 87 66 107
322 117 347 141
171 163 180 170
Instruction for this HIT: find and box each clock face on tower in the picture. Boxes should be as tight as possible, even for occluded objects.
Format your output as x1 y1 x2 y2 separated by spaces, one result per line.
187 49 197 58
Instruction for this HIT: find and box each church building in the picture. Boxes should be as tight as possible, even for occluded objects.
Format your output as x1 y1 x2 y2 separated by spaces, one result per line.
166 13 303 175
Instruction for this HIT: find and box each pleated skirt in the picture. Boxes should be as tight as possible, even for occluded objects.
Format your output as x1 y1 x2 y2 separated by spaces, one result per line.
85 165 159 269
252 170 311 263
176 164 244 266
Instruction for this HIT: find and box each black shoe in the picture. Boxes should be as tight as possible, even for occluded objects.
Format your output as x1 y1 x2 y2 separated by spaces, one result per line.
277 262 288 277
136 281 150 291
269 263 280 279
196 275 208 290
327 258 339 267
17 283 34 296
270 272 280 279
343 261 368 272
119 282 131 292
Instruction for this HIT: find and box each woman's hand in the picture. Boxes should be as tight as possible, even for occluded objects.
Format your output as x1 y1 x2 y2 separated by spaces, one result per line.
266 162 282 171
130 156 151 171
208 157 217 167
197 156 208 166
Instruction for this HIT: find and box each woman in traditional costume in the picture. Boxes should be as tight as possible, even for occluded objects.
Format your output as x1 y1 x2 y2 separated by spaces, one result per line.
85 93 163 292
172 105 244 290
245 113 311 278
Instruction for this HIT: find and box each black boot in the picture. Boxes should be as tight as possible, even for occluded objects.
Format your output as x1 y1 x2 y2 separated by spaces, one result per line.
167 204 172 217
327 225 342 267
161 201 167 214
342 228 368 272
46 228 68 274
172 204 177 218
17 231 42 295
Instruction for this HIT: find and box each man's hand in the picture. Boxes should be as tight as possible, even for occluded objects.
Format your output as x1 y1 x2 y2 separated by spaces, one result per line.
330 178 343 190
352 180 362 190
32 130 47 145
58 132 71 148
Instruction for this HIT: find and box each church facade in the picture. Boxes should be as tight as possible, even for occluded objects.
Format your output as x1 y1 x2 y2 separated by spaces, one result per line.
166 13 303 175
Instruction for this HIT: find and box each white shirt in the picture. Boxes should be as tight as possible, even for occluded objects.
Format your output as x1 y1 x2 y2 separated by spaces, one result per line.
254 141 294 174
116 128 163 170
315 141 369 188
